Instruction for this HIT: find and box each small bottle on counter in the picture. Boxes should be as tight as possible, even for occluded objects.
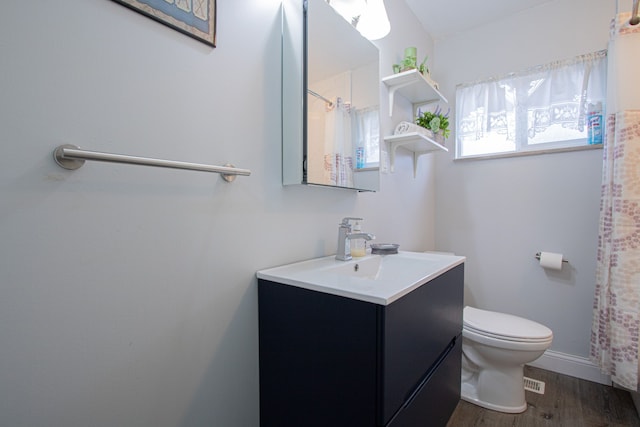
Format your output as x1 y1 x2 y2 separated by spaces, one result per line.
350 221 366 257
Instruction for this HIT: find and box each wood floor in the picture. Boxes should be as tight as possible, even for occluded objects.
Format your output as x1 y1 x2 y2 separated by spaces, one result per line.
446 366 640 427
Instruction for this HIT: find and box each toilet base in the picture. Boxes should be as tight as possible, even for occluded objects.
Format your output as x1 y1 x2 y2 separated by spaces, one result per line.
460 363 529 414
459 306 552 414
461 382 527 413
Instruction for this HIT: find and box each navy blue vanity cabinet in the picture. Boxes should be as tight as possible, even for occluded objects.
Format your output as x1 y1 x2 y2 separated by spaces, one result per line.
258 263 463 427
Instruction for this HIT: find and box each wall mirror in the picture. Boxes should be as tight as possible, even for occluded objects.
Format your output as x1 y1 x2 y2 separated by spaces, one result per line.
282 0 380 191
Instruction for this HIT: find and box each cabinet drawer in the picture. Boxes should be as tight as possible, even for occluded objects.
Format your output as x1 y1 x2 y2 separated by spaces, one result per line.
386 338 462 427
380 265 463 424
259 280 378 427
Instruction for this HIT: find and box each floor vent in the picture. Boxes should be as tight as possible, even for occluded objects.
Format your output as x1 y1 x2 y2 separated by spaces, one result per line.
523 377 546 394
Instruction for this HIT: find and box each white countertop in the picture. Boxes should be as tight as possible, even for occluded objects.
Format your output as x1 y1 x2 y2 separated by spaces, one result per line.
256 251 465 305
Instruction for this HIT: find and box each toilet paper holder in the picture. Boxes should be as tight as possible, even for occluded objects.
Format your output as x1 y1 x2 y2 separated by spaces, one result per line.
535 252 568 263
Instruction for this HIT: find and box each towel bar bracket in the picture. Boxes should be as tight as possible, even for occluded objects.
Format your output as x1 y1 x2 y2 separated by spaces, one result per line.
220 164 238 182
54 144 85 170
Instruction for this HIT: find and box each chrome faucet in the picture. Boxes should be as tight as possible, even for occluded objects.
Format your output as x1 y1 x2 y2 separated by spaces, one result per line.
336 217 375 261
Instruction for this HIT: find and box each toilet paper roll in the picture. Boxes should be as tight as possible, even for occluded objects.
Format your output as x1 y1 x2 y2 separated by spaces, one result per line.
539 251 564 270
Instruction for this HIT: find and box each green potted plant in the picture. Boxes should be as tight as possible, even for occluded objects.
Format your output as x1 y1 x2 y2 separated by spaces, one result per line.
392 47 430 75
416 105 450 143
418 55 429 75
393 47 426 73
401 47 417 72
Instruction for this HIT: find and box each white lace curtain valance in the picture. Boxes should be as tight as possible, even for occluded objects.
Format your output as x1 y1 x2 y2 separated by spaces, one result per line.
456 50 608 157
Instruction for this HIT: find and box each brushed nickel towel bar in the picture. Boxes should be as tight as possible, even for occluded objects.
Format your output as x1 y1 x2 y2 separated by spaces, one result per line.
53 144 250 182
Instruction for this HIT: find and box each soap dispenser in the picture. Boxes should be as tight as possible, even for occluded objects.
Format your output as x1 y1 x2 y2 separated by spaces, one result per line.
350 221 366 257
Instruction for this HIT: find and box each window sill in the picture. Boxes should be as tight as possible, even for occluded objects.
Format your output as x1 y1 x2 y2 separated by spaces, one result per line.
454 143 602 161
355 165 379 172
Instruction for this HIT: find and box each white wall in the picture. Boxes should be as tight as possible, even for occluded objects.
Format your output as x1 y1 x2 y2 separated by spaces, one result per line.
0 1 435 426
433 0 613 362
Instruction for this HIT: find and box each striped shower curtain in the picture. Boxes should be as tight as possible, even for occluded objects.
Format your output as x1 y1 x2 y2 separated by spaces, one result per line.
590 12 640 391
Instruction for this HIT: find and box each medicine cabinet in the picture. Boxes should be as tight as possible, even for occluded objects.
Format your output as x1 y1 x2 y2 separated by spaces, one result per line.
282 0 381 192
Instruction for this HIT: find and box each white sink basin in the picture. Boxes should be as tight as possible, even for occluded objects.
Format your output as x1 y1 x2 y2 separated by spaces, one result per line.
324 255 383 279
257 251 465 305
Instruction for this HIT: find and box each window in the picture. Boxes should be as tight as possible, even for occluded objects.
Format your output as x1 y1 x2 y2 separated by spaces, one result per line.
355 106 380 168
455 50 607 159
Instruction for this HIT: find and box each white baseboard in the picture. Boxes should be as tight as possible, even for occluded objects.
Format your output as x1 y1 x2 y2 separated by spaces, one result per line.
526 349 612 385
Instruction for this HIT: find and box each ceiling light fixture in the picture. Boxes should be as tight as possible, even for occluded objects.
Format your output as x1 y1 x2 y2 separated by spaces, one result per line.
355 0 390 40
327 0 390 40
327 0 367 23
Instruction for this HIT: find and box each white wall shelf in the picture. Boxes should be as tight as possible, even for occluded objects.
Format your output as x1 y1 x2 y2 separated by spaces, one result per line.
384 132 448 177
381 69 448 116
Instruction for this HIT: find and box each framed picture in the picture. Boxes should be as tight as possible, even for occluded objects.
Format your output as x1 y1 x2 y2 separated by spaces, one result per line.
111 0 216 47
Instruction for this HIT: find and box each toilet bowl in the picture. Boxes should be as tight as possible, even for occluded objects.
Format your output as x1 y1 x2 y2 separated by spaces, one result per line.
461 306 553 413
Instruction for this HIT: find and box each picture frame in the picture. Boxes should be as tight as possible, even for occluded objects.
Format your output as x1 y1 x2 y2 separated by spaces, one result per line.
111 0 216 47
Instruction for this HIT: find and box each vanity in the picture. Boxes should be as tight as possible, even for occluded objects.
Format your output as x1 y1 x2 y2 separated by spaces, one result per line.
257 252 465 426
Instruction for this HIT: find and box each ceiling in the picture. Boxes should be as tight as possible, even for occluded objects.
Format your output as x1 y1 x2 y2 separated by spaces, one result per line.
403 0 553 40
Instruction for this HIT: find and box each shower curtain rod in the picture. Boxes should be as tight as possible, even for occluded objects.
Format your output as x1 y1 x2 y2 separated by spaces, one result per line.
53 144 251 182
307 89 334 107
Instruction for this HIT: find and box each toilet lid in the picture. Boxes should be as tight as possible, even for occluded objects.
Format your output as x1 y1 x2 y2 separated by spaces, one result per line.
463 306 553 341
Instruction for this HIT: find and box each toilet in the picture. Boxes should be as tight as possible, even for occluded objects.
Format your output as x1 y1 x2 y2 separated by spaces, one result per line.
461 306 553 413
